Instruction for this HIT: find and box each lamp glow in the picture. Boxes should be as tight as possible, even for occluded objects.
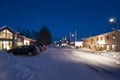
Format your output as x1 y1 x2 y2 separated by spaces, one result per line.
109 18 116 23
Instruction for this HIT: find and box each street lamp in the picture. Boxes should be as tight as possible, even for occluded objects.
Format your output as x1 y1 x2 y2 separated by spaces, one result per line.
109 17 119 30
109 18 116 23
69 32 74 42
75 30 77 41
72 34 74 37
69 31 77 42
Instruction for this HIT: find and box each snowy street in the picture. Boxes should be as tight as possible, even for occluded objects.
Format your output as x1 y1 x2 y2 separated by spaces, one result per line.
0 47 120 80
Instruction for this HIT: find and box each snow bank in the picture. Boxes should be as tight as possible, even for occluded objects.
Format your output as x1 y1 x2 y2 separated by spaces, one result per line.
79 48 120 60
0 49 16 63
96 51 120 60
0 49 34 80
0 49 17 80
0 49 38 80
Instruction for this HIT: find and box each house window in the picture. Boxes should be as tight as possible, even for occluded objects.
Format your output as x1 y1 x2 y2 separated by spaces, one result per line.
112 34 116 39
91 38 93 42
0 29 13 39
106 45 110 50
97 37 98 41
0 41 12 50
101 37 103 40
17 38 21 42
6 30 13 39
106 36 109 39
112 45 116 50
0 32 2 38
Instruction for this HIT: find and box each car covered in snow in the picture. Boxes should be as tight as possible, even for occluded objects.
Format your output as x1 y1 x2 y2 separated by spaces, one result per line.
7 45 39 56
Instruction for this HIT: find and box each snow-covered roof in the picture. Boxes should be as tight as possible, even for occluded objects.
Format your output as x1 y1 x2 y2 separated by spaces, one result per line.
0 25 19 34
83 30 120 39
18 35 36 42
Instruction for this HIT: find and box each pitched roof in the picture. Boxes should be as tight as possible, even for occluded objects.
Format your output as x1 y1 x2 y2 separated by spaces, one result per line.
0 25 19 34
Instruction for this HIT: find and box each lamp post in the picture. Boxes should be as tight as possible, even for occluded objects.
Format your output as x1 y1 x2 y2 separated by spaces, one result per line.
69 31 77 42
70 32 71 42
69 32 75 42
75 30 77 42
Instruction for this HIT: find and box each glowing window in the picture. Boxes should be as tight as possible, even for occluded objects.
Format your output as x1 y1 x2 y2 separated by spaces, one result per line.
112 45 116 50
0 29 13 39
112 34 116 39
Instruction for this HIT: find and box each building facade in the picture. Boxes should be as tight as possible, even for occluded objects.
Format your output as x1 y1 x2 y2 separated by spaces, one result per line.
17 35 36 46
83 30 120 51
0 26 18 50
0 26 36 50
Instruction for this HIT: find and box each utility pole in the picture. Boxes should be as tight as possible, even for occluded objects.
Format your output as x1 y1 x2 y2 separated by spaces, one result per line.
70 32 71 42
75 30 77 42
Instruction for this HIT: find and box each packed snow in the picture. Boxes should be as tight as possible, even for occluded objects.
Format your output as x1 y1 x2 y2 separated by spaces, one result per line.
0 47 120 80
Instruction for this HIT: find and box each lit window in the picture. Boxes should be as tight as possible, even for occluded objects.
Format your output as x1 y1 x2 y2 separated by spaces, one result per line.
0 32 2 38
112 45 116 50
0 29 13 39
112 34 116 39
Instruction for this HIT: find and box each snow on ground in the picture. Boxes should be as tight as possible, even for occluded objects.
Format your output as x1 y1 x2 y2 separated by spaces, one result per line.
76 48 120 60
96 51 120 60
67 48 120 79
0 47 120 80
0 49 37 80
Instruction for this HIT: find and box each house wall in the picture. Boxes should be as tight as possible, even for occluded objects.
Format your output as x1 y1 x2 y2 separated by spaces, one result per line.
75 41 83 47
0 26 36 50
116 31 120 51
17 35 36 46
83 30 120 51
24 39 30 45
0 28 17 50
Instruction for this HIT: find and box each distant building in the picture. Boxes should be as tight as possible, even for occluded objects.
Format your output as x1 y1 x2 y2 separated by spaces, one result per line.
83 30 120 51
17 35 36 46
0 26 36 50
75 41 83 48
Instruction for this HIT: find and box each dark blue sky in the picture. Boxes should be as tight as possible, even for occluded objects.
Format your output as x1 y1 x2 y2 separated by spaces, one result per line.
0 0 120 40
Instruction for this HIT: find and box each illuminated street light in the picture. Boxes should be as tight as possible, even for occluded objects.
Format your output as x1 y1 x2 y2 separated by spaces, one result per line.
72 34 74 37
109 18 116 23
70 32 74 42
109 17 119 30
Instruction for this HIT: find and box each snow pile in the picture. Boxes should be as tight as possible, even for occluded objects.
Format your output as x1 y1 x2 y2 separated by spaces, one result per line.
0 49 16 63
0 49 36 80
0 49 17 80
79 48 120 60
96 51 120 60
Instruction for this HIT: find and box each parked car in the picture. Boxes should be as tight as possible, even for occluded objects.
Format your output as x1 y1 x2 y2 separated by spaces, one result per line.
36 44 46 51
40 44 46 50
7 45 39 56
37 45 44 52
43 44 46 50
31 44 44 52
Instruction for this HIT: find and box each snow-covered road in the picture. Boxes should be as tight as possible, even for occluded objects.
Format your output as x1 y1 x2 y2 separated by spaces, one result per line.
0 48 120 80
14 48 120 80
